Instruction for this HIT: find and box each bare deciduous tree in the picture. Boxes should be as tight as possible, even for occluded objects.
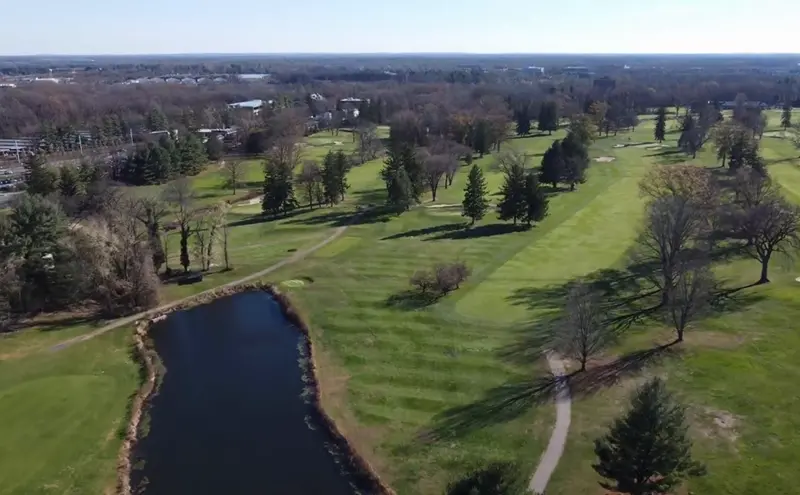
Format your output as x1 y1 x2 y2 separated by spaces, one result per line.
162 178 195 273
132 195 168 272
192 213 210 271
736 195 800 284
666 261 714 342
637 166 717 304
214 202 232 271
296 160 323 209
637 196 708 305
733 167 778 210
422 153 452 202
223 160 244 195
557 283 606 371
73 213 160 317
356 124 382 163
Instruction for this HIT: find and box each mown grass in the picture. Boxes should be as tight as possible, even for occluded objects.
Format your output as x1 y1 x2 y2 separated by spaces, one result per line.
4 113 800 494
266 113 800 494
0 329 137 495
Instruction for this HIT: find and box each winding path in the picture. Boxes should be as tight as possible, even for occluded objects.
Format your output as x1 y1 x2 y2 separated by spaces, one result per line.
48 224 349 353
529 352 572 495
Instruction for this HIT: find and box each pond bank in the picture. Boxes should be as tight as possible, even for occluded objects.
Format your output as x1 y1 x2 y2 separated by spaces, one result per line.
117 283 394 495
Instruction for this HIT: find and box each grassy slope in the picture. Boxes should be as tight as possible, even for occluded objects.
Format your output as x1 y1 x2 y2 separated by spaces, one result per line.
0 330 137 495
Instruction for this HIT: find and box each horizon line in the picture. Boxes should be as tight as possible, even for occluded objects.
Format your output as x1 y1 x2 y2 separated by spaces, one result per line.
2 51 800 58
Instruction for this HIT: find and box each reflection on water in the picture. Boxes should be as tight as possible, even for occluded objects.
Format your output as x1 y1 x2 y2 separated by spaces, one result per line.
133 292 357 495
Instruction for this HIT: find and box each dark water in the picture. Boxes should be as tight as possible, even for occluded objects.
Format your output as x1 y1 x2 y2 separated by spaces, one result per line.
133 292 358 495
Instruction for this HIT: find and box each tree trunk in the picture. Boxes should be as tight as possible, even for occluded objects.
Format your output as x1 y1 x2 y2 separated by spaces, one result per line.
759 258 770 284
580 358 586 372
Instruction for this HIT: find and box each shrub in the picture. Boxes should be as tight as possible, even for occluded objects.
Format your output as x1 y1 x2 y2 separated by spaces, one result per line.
410 270 435 295
410 261 471 297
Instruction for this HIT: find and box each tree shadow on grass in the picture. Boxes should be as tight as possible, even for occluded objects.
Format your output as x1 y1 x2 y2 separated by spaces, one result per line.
428 223 527 241
384 290 440 310
423 343 679 442
286 205 395 228
381 222 464 240
4 313 102 334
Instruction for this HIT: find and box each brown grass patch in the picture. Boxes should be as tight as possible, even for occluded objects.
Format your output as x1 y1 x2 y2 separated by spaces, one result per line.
684 331 746 350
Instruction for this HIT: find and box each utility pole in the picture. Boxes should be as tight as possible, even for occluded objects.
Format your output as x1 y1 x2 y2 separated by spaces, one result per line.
14 139 20 165
78 134 83 155
129 128 134 146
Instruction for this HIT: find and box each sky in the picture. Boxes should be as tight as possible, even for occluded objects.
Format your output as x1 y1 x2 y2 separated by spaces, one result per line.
2 0 799 56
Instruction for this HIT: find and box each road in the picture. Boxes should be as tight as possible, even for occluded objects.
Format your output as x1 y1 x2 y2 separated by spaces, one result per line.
529 353 572 495
48 223 348 352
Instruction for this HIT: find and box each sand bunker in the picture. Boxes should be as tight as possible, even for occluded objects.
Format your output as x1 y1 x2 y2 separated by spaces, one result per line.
426 204 461 209
594 156 616 163
281 279 306 288
613 144 626 149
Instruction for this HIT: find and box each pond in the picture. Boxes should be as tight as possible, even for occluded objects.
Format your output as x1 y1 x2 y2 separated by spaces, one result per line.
132 292 358 495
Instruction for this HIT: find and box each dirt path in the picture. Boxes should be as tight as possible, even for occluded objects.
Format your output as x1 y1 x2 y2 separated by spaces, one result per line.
48 224 348 353
529 352 572 495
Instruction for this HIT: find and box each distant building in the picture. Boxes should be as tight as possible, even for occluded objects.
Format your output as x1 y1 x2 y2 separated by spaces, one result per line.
0 138 37 158
238 74 270 81
563 66 592 78
228 99 271 115
525 66 545 74
0 83 16 88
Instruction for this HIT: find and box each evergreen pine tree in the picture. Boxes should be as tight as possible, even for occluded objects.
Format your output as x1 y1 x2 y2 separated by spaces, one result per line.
654 106 667 143
782 103 792 130
333 151 350 201
678 113 695 133
473 120 490 157
386 167 413 212
514 107 531 136
497 162 527 225
57 165 83 198
539 140 565 189
381 143 422 208
594 378 706 495
538 101 559 135
321 151 339 206
24 154 58 196
561 133 589 190
462 164 489 225
178 134 206 175
522 173 549 226
147 106 168 131
262 161 296 216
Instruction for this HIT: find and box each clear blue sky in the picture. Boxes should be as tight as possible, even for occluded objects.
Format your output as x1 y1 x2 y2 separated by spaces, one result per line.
3 0 799 55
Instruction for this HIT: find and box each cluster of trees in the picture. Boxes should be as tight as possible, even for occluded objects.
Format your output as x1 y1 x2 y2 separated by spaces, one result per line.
514 100 559 136
539 122 592 191
263 149 350 216
0 189 161 325
544 156 800 494
410 261 472 298
160 179 232 275
112 133 212 185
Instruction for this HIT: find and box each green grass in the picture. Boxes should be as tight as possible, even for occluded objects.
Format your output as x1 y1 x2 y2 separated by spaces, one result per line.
264 117 800 494
4 114 800 494
0 329 137 495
